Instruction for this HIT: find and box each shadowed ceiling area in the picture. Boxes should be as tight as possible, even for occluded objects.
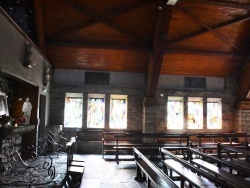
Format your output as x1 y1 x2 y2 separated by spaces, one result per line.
1 0 250 99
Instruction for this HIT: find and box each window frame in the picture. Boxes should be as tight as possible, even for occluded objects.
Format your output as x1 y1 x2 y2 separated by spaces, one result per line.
187 97 203 129
87 93 105 129
207 98 222 129
167 96 184 130
109 94 128 129
64 93 83 128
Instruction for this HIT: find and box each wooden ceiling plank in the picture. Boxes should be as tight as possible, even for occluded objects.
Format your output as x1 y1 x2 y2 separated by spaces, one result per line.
167 15 250 49
60 0 148 45
175 5 246 54
237 56 250 100
101 0 154 20
33 0 46 53
200 0 250 9
146 1 175 97
48 0 153 42
47 41 151 52
47 20 95 42
165 48 246 58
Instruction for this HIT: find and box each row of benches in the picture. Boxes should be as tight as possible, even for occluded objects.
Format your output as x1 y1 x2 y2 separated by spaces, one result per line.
102 132 249 163
104 133 190 163
133 143 250 188
65 138 85 188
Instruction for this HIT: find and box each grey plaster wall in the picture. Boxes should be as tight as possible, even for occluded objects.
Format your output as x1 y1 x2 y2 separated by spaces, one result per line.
0 10 52 126
53 69 145 88
158 75 225 90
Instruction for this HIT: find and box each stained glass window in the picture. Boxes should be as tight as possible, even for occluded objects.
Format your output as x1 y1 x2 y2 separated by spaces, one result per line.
64 93 83 128
207 98 222 129
187 97 203 129
110 95 127 129
87 94 105 128
167 97 183 129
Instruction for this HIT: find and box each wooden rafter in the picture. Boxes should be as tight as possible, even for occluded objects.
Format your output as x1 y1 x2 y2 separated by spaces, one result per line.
47 0 153 45
237 56 250 100
146 1 174 98
175 5 248 54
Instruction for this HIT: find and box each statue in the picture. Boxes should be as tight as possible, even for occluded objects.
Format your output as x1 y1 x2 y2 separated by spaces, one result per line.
22 97 32 124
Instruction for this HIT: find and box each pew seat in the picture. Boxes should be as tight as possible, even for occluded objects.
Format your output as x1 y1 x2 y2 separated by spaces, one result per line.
161 148 230 187
164 159 216 188
192 159 250 188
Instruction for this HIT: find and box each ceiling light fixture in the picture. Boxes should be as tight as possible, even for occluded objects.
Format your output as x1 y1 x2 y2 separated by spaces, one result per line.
166 0 178 5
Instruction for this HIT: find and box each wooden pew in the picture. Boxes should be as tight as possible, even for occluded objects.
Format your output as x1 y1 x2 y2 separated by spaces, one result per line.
196 133 248 153
217 143 250 174
102 131 141 158
188 147 250 176
133 147 178 188
217 142 250 162
188 147 250 188
65 140 85 188
114 133 189 164
160 148 231 188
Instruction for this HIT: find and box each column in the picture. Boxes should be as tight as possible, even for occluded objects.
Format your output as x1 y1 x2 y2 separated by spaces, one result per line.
143 97 159 143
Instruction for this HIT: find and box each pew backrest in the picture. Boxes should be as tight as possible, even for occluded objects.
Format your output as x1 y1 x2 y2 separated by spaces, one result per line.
191 158 250 188
160 148 231 188
217 142 250 162
133 147 178 188
188 147 250 175
196 133 248 147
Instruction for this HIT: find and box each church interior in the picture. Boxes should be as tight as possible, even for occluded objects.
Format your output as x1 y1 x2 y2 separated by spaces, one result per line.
0 0 250 187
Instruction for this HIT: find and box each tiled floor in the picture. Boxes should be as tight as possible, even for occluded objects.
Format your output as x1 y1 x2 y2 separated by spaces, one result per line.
79 155 147 188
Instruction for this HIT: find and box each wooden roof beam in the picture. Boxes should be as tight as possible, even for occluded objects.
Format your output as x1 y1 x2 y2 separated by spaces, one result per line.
146 1 175 98
237 56 250 100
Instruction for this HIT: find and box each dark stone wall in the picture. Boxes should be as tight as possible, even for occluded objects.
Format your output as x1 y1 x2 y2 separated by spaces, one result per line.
49 74 241 153
49 84 144 132
49 83 237 134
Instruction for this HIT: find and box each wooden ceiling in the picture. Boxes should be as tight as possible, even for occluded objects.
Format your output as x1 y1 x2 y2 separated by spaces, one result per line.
33 0 250 99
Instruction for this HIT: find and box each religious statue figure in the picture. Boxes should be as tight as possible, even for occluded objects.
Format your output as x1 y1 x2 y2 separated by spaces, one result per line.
22 97 32 124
